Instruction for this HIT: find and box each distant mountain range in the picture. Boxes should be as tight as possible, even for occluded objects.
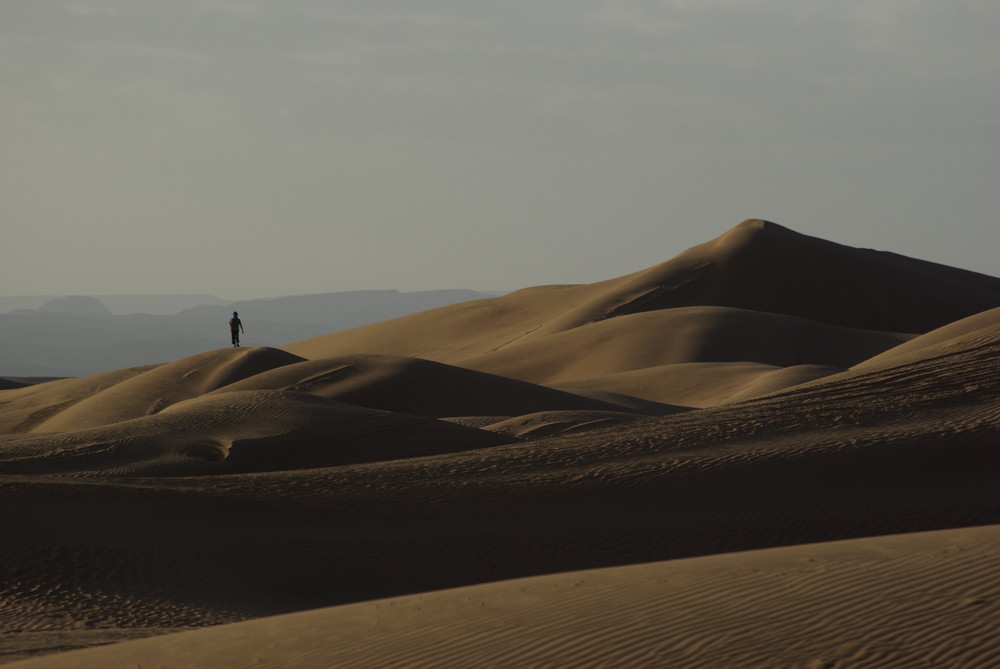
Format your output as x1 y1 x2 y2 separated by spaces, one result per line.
0 289 499 378
0 294 230 316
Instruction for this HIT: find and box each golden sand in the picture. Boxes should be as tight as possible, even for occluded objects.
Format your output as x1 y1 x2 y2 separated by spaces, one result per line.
2 220 999 666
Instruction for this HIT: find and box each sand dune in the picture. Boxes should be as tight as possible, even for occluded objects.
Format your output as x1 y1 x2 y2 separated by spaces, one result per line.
852 305 1000 372
0 365 157 434
11 523 1000 668
284 220 1000 363
0 390 514 476
30 348 303 433
458 306 912 383
210 353 659 418
478 409 655 439
2 315 998 662
2 220 1000 665
450 305 909 407
550 361 842 407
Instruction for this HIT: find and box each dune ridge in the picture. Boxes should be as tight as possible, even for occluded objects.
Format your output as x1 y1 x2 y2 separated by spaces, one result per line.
284 220 1000 363
2 220 1000 665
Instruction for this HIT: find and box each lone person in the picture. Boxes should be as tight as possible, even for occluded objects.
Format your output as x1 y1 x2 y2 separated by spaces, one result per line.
229 311 244 347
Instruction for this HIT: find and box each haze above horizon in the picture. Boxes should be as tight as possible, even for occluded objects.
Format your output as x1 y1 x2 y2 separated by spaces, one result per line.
4 1 999 300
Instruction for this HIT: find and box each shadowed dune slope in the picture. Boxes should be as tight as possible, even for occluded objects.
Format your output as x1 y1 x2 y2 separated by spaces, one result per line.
0 390 513 477
284 220 1000 363
11 524 1000 669
211 354 660 418
456 306 909 385
1 317 999 662
608 219 1000 333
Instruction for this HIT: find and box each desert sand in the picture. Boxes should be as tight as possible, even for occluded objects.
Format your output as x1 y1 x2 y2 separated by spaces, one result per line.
2 219 1000 666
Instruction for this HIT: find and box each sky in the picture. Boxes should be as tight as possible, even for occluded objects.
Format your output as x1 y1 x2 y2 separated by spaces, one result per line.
3 0 999 300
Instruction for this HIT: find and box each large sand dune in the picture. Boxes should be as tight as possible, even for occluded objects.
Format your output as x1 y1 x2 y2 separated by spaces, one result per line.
2 220 1000 665
285 219 1000 362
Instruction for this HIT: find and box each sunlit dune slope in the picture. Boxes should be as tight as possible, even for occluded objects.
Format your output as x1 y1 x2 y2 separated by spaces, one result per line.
761 306 1000 399
550 361 842 407
12 524 1000 669
852 305 1000 372
284 219 1000 362
457 306 910 385
0 366 157 434
26 348 303 434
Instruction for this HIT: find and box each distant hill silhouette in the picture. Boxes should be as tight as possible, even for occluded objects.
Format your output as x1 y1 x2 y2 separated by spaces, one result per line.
0 294 227 315
37 295 113 317
0 289 498 377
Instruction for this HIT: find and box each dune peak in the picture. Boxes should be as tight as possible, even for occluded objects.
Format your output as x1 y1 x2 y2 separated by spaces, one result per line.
711 218 804 256
735 218 783 230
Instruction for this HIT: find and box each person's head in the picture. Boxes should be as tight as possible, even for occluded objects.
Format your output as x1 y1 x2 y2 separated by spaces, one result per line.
233 311 238 317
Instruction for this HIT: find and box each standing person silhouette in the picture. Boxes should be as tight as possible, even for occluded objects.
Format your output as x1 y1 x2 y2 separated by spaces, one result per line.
229 311 244 347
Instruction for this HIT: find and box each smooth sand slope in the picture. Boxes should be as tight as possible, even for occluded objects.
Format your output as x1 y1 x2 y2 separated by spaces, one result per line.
0 366 157 434
550 360 843 407
853 305 1000 372
210 353 667 417
281 219 1000 407
284 219 1000 363
457 306 912 381
10 523 1000 668
2 220 1000 664
28 348 303 433
455 306 911 406
0 390 516 476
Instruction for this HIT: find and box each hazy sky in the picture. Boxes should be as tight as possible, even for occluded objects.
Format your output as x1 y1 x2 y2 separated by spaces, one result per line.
4 1 999 299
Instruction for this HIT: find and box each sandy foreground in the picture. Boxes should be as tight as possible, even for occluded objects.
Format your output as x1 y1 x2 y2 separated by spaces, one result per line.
7 525 1000 668
2 220 1000 666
